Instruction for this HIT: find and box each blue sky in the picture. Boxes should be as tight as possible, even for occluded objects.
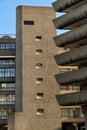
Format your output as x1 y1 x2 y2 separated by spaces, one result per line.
0 0 55 35
0 0 68 36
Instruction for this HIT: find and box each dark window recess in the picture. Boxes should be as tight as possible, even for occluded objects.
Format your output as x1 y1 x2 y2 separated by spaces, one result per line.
24 21 34 25
36 49 42 54
36 78 43 82
37 93 44 97
37 108 44 114
36 36 42 40
36 63 43 68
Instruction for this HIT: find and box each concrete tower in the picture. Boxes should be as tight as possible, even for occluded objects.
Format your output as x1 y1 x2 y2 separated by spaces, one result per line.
8 6 61 130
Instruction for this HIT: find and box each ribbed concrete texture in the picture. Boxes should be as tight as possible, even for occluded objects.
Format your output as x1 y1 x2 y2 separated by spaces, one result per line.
53 0 87 130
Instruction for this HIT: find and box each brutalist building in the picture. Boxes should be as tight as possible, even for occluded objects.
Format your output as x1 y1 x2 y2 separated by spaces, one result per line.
52 0 87 130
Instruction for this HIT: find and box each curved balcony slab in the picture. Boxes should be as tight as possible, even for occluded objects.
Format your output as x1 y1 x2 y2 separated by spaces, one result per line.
56 90 87 106
53 4 87 29
54 45 87 66
54 24 87 47
52 0 86 12
55 67 87 86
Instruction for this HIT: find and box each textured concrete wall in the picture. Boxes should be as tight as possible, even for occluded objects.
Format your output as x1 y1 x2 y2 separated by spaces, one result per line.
9 6 61 130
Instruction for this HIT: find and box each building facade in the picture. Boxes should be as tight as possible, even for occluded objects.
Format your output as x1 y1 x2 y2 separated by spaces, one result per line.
0 35 15 130
8 6 61 130
52 0 87 130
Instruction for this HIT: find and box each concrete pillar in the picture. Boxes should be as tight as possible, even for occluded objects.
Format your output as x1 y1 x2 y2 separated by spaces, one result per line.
82 105 87 130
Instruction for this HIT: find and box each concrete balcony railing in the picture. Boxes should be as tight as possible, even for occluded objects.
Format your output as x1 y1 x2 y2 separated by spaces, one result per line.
0 50 15 57
53 4 87 29
56 90 87 106
54 45 87 66
55 67 87 86
54 24 87 48
0 77 15 82
0 90 15 95
52 0 86 12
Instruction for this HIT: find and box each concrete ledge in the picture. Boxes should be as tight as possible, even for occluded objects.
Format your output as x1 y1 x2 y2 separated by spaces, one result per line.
53 4 87 29
56 90 87 106
54 24 87 47
55 67 87 86
52 0 86 12
54 45 87 66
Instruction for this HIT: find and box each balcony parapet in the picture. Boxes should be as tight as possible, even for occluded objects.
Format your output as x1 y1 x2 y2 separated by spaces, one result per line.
0 77 15 82
54 24 87 48
53 4 87 29
0 90 15 95
0 64 15 68
52 0 86 12
56 90 87 106
54 45 87 66
0 50 15 57
55 67 87 86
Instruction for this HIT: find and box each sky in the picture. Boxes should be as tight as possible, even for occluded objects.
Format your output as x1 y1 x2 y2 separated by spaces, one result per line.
0 0 68 37
0 0 55 36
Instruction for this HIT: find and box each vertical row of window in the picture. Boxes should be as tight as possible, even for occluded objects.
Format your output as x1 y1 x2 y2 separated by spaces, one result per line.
24 20 44 115
35 33 44 115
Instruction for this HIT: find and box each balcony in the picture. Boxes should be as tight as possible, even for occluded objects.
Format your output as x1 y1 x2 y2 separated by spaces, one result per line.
61 108 83 119
52 0 86 12
54 45 87 66
53 4 87 29
55 67 87 86
54 24 87 48
56 90 87 106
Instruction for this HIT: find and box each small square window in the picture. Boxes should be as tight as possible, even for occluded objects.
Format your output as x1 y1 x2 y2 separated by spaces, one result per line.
36 36 42 41
37 108 44 115
36 63 43 68
36 93 44 99
36 78 43 83
36 49 42 55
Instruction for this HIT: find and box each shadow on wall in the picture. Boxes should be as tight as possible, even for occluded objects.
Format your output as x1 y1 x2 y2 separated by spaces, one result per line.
55 128 61 130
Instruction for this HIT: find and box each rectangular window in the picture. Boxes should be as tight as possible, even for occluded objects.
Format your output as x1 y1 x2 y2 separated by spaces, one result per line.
0 68 15 78
24 21 34 25
37 108 44 115
37 93 44 99
36 78 43 83
0 44 5 50
36 36 42 41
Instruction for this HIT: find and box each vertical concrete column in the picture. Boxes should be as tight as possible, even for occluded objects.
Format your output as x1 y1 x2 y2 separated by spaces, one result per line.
82 105 87 130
